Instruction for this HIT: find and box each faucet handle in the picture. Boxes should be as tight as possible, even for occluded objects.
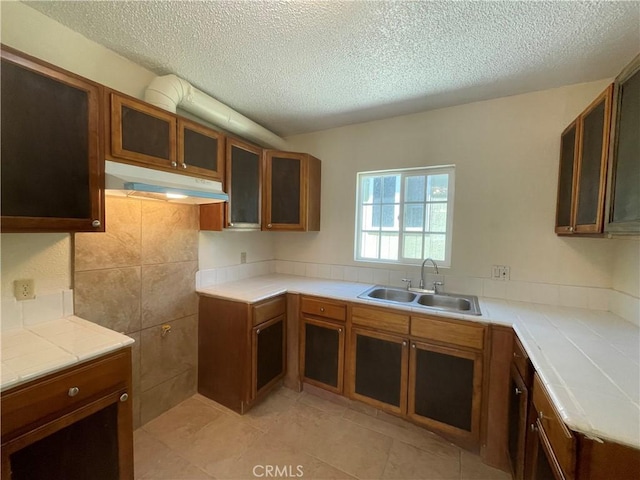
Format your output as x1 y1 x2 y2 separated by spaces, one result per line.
401 278 412 290
433 281 444 294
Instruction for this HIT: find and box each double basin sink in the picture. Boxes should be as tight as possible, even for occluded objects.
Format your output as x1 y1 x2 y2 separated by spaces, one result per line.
358 285 481 316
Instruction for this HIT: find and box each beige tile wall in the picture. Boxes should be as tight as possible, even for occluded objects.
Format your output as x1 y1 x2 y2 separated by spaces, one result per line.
75 196 199 427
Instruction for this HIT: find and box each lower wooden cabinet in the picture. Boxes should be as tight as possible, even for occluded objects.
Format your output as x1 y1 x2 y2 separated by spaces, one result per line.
1 348 133 480
198 294 286 413
408 340 483 449
508 364 530 480
300 317 345 394
348 327 409 415
252 314 286 400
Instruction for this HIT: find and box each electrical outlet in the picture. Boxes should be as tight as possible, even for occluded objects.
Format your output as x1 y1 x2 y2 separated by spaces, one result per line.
240 252 247 264
14 279 35 300
491 265 510 281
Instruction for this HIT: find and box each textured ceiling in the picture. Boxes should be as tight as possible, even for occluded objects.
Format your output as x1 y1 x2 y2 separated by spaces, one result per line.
25 1 640 136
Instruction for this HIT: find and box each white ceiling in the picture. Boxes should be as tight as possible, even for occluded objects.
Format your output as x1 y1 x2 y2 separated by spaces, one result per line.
25 1 640 137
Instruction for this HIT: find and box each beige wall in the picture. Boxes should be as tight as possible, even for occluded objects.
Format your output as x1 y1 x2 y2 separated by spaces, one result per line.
612 239 640 298
281 80 617 288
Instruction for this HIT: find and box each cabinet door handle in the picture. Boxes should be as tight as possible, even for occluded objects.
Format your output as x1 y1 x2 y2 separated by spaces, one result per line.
256 328 261 335
402 341 407 347
530 423 538 432
338 328 342 332
411 343 416 348
267 224 273 228
68 386 80 397
538 411 545 421
515 387 523 395
92 220 101 228
120 393 129 402
182 163 188 169
320 307 325 312
171 161 177 168
568 226 574 232
513 352 520 358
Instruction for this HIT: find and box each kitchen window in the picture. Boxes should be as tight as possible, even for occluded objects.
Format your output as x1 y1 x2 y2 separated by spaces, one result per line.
355 166 455 267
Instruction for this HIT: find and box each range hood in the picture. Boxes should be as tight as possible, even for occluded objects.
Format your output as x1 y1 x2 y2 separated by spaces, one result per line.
105 161 228 205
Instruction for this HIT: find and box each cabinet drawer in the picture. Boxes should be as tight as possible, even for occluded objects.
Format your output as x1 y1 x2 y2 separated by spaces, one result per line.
253 295 286 326
1 349 129 439
351 305 409 335
301 297 346 322
532 373 576 478
512 336 531 381
410 315 485 350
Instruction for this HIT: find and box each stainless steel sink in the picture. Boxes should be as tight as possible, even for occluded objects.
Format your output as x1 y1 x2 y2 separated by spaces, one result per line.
358 285 481 315
366 288 417 303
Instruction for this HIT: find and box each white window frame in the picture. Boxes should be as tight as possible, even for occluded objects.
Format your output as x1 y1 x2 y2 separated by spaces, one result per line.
354 165 455 267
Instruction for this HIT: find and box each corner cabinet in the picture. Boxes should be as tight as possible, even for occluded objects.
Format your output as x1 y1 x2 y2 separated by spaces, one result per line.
198 294 286 414
106 91 224 181
555 85 613 235
1 46 104 233
0 349 133 480
263 151 321 231
606 54 640 233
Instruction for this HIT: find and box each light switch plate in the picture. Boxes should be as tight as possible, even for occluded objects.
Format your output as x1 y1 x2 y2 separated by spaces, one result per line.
491 265 510 281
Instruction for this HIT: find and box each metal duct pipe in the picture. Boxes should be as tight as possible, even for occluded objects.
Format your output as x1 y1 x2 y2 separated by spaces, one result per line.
145 74 288 150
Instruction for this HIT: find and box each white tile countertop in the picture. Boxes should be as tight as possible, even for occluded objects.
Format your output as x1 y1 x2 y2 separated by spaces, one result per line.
1 316 134 392
198 274 640 449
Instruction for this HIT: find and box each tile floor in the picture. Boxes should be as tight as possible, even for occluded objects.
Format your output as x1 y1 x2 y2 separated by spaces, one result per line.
134 387 511 480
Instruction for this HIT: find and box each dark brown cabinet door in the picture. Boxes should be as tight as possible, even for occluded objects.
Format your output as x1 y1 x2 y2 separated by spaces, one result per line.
301 317 344 394
178 118 225 181
508 365 529 480
109 92 176 169
408 341 483 448
555 122 578 234
574 85 613 233
607 55 640 233
526 420 564 480
348 328 408 415
263 150 321 231
227 138 262 228
252 315 286 400
0 47 103 232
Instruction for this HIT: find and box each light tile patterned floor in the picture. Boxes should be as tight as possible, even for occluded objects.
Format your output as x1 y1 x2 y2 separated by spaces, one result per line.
134 387 511 480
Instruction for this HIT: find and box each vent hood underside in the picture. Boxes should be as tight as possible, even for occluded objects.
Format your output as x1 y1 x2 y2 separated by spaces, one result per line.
105 161 228 205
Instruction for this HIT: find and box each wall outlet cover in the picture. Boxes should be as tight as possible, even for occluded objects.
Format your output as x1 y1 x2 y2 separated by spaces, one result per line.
14 279 35 300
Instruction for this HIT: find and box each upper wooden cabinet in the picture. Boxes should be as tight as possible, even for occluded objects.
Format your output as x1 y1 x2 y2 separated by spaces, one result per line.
107 91 224 181
606 54 640 234
555 85 613 235
0 46 104 233
226 137 263 229
263 151 321 231
178 118 225 181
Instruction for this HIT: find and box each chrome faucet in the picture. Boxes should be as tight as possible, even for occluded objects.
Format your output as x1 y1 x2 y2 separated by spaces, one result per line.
420 258 439 290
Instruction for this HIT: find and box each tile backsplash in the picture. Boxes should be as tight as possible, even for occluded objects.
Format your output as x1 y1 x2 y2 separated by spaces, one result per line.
1 289 74 332
197 260 639 326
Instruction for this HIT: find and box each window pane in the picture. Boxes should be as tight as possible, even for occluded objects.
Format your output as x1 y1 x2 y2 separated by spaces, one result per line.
380 233 399 260
424 234 446 261
361 177 374 204
361 232 379 258
427 174 448 201
373 177 382 203
404 204 424 231
362 205 380 230
405 176 426 202
403 233 423 259
427 203 447 233
381 204 399 230
383 175 400 203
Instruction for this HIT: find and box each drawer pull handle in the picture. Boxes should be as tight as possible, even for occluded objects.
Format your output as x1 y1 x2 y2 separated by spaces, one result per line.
120 393 129 402
538 411 545 421
68 387 79 397
515 387 523 395
320 307 325 312
513 352 520 358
